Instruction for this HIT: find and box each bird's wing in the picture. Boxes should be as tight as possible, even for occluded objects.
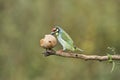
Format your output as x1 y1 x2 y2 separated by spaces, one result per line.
59 27 74 45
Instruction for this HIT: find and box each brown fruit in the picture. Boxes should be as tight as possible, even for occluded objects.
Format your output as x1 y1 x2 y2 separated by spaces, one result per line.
40 34 57 49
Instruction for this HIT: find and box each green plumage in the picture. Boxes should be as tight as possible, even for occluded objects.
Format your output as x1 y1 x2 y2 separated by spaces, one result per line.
53 26 83 52
59 27 73 45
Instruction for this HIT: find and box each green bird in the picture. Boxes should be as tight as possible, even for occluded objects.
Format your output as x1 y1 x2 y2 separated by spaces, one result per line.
51 26 83 52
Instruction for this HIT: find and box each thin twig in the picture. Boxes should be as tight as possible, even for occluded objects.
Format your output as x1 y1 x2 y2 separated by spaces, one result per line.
43 50 120 61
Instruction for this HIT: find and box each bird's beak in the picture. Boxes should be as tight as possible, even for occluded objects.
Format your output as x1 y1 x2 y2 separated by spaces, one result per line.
51 32 55 35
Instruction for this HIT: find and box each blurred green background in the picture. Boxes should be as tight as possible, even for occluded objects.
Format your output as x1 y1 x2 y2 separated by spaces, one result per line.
0 0 120 80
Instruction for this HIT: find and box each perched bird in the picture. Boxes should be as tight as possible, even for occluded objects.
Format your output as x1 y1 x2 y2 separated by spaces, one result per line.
40 34 57 50
51 26 83 52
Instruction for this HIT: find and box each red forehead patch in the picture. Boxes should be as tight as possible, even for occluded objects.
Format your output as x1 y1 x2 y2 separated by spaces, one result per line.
51 27 57 32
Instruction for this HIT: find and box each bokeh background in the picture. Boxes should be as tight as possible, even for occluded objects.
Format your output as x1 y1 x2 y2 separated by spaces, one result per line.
0 0 120 80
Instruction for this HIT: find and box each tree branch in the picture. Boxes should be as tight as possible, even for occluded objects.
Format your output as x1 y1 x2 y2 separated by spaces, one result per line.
43 49 120 61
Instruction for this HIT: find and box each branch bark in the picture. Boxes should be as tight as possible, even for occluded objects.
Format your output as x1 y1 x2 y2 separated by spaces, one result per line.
43 49 120 61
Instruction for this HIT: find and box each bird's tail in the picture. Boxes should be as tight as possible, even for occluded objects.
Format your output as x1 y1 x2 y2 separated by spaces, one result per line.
74 47 84 52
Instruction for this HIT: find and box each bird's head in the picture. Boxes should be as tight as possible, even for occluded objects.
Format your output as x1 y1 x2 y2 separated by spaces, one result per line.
51 27 60 36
